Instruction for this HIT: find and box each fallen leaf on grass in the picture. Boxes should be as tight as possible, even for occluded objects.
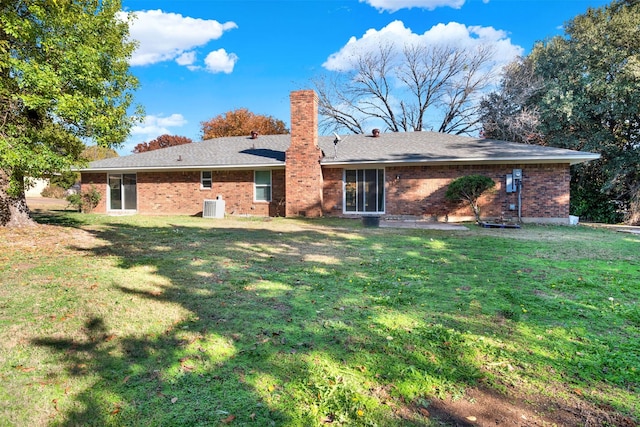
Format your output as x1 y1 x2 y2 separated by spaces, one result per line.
180 357 195 371
221 414 235 424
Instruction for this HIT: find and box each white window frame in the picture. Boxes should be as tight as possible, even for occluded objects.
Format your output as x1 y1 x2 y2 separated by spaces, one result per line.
343 168 385 214
107 173 137 212
201 171 212 189
254 170 272 202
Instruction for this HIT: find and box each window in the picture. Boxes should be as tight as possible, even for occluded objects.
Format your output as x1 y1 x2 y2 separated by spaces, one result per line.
254 170 272 202
344 169 384 213
201 171 212 189
108 173 137 211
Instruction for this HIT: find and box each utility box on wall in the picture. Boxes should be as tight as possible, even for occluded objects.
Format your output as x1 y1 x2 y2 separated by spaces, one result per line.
506 174 515 193
506 169 522 193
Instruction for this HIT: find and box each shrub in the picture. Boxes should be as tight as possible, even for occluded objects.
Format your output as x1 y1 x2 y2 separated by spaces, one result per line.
445 175 496 223
66 185 101 213
41 185 66 199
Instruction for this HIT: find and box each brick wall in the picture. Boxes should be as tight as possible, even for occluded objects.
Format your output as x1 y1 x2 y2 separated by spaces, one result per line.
81 169 285 216
80 173 107 213
84 163 569 221
285 90 324 217
321 163 570 222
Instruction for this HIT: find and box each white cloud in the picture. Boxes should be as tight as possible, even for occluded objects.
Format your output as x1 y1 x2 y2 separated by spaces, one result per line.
204 49 238 74
131 114 188 136
121 10 238 68
176 51 196 66
360 0 465 13
119 113 188 154
323 20 523 72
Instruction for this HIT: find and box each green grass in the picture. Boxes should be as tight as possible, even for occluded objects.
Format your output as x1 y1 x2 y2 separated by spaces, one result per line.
1 213 638 426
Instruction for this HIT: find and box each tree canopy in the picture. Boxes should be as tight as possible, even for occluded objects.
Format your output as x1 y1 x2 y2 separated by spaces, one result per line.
201 108 288 139
445 174 496 223
0 0 140 226
133 134 193 153
480 0 640 224
313 42 498 135
82 145 119 162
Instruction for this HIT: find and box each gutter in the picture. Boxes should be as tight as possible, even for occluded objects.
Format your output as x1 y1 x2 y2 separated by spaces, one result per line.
320 154 600 167
78 163 286 173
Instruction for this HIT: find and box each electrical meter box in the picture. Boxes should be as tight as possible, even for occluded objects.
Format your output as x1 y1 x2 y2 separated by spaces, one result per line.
512 169 522 180
506 174 515 193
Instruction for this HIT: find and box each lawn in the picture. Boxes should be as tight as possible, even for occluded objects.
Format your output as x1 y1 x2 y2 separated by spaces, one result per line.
0 212 638 426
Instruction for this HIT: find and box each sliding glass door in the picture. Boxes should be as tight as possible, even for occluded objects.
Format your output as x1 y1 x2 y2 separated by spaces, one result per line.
108 173 137 211
344 169 385 214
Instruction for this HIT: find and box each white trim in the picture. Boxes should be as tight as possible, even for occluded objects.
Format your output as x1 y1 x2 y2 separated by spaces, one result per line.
80 163 286 173
254 170 272 202
342 168 385 215
201 170 212 189
107 173 137 212
322 154 600 168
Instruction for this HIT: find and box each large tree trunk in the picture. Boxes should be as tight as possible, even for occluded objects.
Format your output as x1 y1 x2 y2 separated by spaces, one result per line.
0 169 35 227
626 184 640 226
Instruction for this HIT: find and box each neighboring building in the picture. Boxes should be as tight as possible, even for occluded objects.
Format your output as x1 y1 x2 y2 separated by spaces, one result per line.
80 90 599 224
24 178 50 197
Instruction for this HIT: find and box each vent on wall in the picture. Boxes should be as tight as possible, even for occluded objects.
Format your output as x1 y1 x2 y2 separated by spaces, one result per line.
203 197 225 218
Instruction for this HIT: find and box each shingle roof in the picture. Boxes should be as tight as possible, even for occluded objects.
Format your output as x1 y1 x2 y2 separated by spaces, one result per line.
83 131 599 172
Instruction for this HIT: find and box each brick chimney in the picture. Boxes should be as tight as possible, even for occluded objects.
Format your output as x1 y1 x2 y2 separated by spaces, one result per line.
285 90 324 217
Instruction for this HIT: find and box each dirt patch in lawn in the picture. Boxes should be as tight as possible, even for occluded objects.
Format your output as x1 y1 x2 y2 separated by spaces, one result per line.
424 386 637 426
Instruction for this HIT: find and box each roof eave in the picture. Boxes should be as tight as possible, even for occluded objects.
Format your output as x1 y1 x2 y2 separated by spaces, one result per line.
79 162 286 173
321 154 600 167
79 153 600 173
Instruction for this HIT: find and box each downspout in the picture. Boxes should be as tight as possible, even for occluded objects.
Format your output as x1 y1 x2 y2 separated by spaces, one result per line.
517 180 522 223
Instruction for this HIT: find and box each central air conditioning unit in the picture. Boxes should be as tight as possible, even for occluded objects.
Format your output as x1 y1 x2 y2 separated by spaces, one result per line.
203 197 225 218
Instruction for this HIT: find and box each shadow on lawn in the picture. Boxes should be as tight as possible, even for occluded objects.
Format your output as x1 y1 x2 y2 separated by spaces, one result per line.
29 213 638 426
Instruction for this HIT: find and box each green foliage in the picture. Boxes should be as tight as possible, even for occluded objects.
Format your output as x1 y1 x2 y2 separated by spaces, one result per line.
570 169 623 223
445 174 496 222
529 0 640 223
81 145 119 162
66 185 101 213
0 0 140 219
50 171 78 190
481 1 640 223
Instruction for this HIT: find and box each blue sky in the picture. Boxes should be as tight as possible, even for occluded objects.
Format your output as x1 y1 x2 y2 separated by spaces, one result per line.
118 0 612 154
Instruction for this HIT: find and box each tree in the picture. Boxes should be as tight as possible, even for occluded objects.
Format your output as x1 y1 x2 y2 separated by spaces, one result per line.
82 145 119 162
201 108 288 139
314 42 497 135
479 57 545 144
445 175 496 223
51 145 120 190
488 0 640 224
133 134 193 153
0 0 140 227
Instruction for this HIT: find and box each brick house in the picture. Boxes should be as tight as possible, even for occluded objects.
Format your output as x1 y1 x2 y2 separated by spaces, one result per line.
80 90 599 224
